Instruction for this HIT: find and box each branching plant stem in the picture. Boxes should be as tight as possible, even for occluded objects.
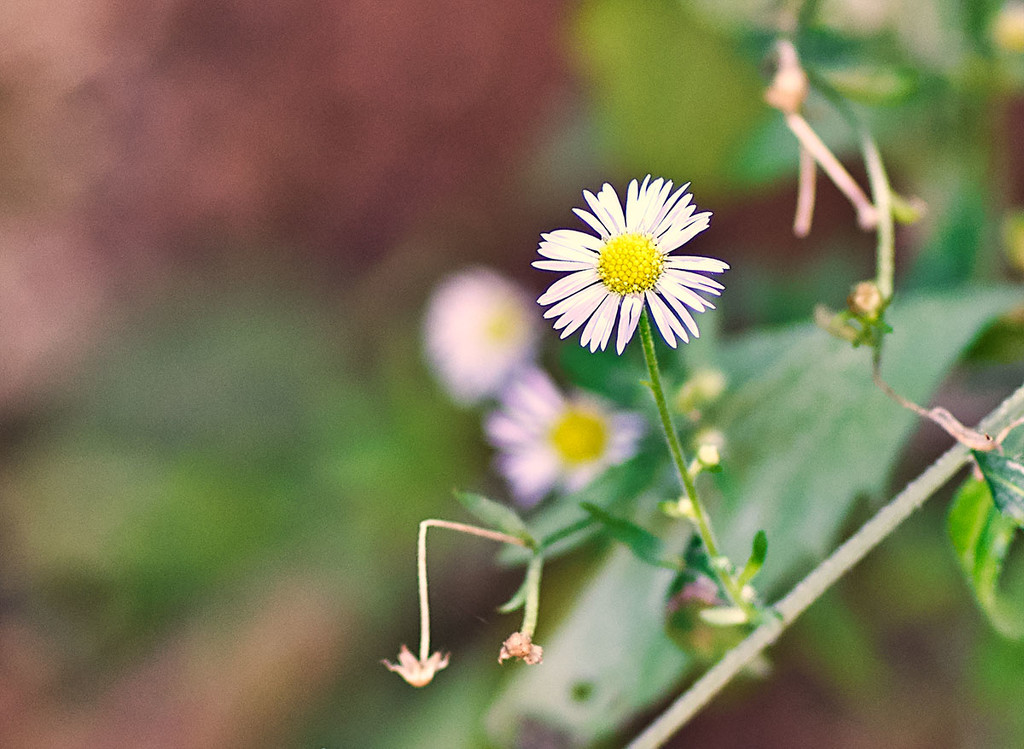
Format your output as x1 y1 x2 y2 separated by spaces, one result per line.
417 519 529 661
627 378 1024 748
638 310 748 611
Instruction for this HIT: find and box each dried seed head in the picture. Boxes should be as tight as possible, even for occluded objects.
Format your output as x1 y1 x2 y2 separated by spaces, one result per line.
498 632 543 665
764 41 808 115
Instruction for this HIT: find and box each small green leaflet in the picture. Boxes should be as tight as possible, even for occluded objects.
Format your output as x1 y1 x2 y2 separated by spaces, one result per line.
972 451 1024 526
454 491 535 546
737 530 768 588
497 574 529 614
947 477 1024 640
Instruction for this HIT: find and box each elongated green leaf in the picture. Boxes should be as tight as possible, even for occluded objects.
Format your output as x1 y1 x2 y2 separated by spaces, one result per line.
948 477 1024 639
737 530 769 587
973 451 1024 526
581 502 674 569
497 574 529 615
454 491 534 545
499 451 663 565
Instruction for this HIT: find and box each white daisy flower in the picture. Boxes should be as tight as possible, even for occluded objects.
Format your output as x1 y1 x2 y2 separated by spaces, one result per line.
424 268 540 405
485 369 645 507
534 176 729 354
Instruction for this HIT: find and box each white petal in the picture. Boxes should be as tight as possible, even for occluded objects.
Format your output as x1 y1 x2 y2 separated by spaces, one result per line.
538 269 600 305
538 240 598 263
663 268 723 294
582 190 618 237
592 293 621 352
659 287 702 338
572 208 610 239
533 259 594 272
646 291 688 346
624 178 641 231
654 201 696 240
637 178 669 233
658 213 711 253
550 287 609 339
666 255 729 273
484 412 532 448
660 275 716 311
545 281 606 320
498 448 560 507
596 183 627 234
543 229 604 252
581 293 618 352
615 295 643 354
650 183 692 236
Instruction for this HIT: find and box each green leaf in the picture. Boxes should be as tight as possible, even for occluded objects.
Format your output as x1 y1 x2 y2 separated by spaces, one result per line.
737 530 769 587
948 477 1024 639
580 502 675 569
498 451 663 565
497 574 529 615
710 288 1022 593
454 491 534 545
973 451 1024 526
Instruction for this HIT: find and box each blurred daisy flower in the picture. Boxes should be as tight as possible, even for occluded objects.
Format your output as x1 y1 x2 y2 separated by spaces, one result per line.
534 176 728 354
485 369 644 507
424 268 539 404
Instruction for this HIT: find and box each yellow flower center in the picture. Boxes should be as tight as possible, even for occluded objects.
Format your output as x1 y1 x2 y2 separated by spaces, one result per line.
596 233 664 296
549 407 608 465
484 303 522 345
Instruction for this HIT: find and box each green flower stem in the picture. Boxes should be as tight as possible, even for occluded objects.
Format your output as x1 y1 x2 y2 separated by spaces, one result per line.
521 554 544 638
638 310 746 610
627 379 1024 749
861 129 895 301
418 519 529 661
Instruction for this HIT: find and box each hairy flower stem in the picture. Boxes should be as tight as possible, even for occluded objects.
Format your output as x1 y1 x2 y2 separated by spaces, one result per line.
417 519 529 661
521 554 544 638
638 310 746 610
627 379 1024 749
861 129 895 301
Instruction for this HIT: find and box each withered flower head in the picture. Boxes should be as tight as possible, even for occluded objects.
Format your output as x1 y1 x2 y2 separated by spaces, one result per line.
382 645 450 687
498 631 544 665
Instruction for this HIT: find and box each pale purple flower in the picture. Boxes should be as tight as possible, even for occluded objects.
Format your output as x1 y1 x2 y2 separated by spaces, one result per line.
424 268 539 404
485 369 644 507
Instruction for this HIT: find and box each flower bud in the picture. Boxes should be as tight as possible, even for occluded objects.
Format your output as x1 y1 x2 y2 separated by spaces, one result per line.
675 370 727 418
697 443 721 469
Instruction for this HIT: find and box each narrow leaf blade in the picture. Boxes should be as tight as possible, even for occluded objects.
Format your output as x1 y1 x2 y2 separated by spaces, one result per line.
580 502 669 568
947 477 1024 640
454 491 534 544
737 530 768 587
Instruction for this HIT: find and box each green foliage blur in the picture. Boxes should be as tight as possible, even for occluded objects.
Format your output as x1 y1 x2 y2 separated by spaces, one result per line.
5 0 1024 747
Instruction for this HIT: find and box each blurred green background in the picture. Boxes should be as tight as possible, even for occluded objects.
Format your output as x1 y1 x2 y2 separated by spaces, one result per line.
2 0 1024 746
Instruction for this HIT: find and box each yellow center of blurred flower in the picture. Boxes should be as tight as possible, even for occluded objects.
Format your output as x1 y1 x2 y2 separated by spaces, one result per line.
549 407 608 464
597 233 664 296
994 2 1024 53
484 304 522 344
